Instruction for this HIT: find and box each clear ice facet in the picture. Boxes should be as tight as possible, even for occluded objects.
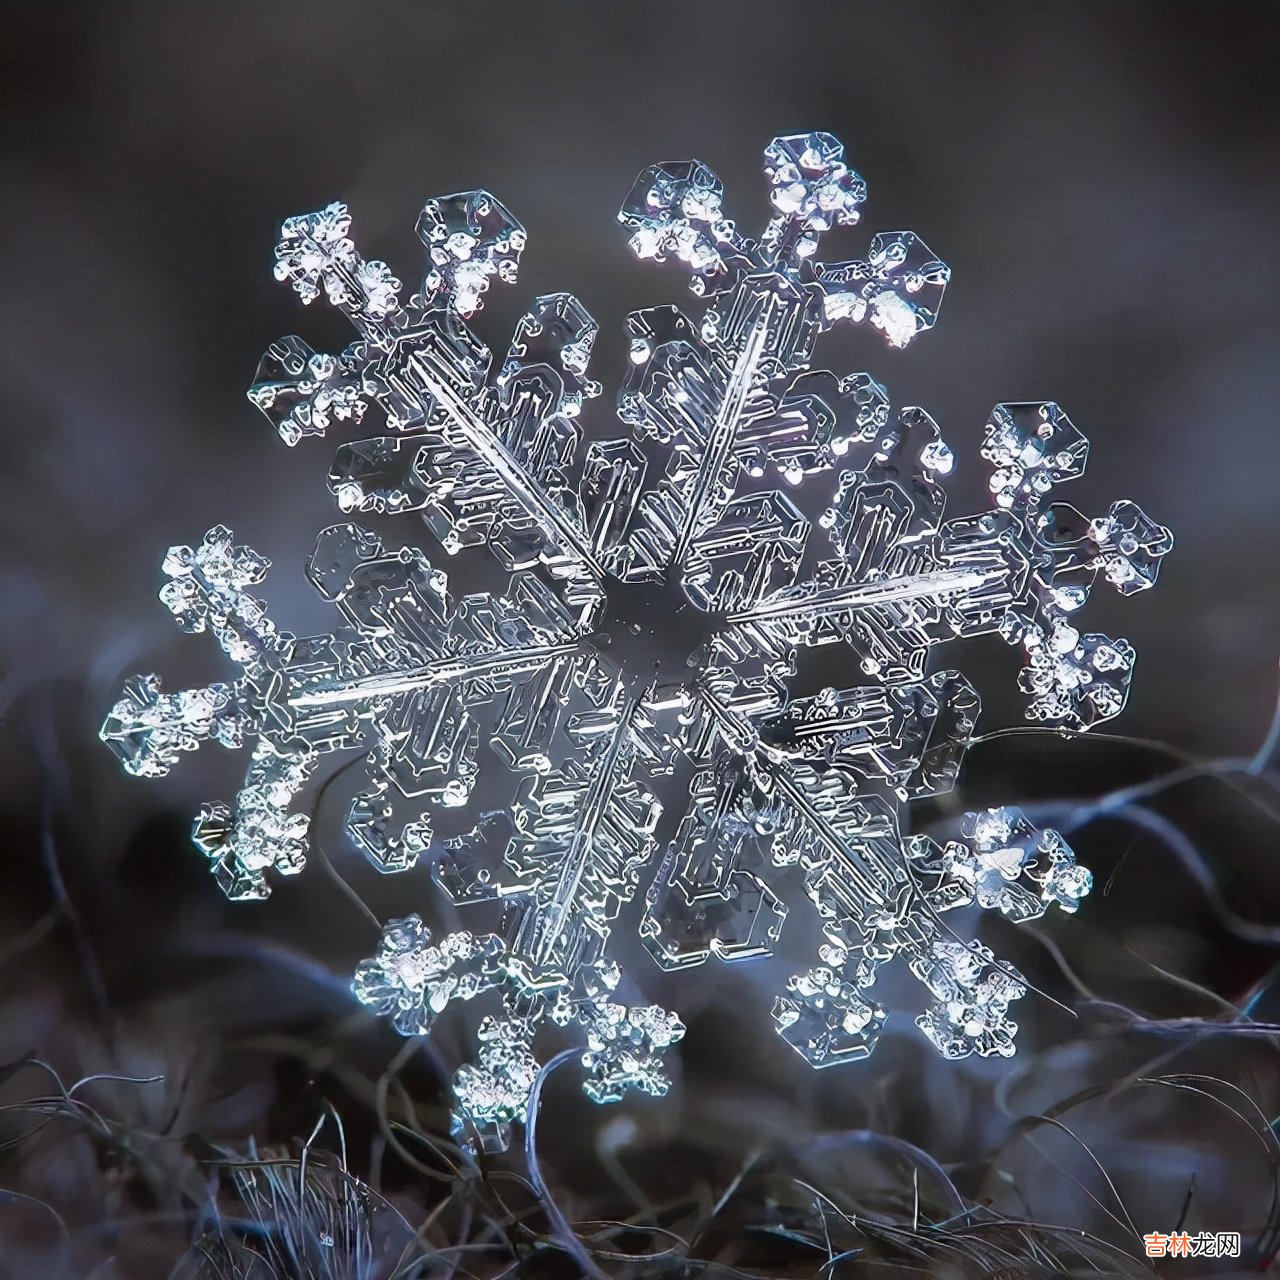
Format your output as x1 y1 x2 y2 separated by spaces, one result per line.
103 132 1172 1144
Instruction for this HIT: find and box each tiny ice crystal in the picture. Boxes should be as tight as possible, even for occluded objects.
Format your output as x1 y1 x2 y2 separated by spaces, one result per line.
102 132 1172 1146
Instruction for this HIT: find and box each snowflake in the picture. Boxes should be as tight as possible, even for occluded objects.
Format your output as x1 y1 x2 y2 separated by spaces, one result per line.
101 133 1172 1148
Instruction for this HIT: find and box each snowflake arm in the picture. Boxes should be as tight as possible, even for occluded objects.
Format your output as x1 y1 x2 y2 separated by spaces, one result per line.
615 133 949 589
249 194 650 617
719 400 1171 731
102 521 592 897
351 915 504 1037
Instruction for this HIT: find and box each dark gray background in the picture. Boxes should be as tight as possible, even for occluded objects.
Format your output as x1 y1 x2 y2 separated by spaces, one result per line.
2 5 1279 1270
4 1 1278 768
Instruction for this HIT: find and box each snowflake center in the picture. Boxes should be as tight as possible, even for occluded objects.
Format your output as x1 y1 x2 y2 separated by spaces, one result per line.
592 577 725 690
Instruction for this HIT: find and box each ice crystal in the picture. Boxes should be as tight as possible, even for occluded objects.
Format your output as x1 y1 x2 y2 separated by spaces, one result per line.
102 133 1172 1147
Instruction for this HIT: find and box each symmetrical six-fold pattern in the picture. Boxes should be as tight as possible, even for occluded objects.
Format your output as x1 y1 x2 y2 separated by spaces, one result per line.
101 133 1172 1146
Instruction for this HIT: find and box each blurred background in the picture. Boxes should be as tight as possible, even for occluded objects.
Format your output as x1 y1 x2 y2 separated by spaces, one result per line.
2 3 1280 1276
